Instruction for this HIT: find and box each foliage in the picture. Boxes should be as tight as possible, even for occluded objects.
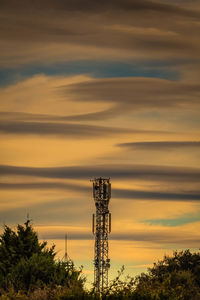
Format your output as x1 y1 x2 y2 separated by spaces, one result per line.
133 250 200 300
0 221 200 299
102 266 135 299
102 250 200 300
0 220 85 295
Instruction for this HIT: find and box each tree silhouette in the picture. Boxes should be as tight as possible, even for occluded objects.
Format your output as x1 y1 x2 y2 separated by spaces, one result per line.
0 220 84 294
133 250 200 300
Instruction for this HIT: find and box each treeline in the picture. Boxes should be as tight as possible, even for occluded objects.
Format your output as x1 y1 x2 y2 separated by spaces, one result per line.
0 221 200 300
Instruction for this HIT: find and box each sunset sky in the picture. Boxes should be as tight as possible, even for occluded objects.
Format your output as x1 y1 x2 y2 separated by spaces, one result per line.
0 0 200 287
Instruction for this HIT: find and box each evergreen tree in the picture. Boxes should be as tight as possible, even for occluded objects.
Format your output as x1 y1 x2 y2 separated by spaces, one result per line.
0 220 84 293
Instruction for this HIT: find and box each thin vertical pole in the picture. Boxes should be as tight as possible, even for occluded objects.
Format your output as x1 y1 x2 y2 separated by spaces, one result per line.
65 234 67 261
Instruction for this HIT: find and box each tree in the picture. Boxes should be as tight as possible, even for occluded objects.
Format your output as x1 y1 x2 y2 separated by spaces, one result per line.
0 220 84 294
101 250 200 300
133 250 200 300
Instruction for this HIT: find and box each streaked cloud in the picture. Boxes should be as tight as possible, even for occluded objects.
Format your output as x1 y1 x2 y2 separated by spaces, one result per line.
144 212 200 227
113 188 200 201
65 77 200 114
1 74 199 125
36 220 200 246
117 141 200 150
0 110 118 122
0 0 199 68
1 164 199 182
0 181 199 202
0 120 133 137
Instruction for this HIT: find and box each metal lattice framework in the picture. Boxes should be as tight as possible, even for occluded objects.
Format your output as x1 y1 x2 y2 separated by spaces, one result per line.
92 177 111 294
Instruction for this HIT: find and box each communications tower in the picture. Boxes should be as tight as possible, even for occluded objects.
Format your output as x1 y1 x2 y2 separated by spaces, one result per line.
92 177 111 293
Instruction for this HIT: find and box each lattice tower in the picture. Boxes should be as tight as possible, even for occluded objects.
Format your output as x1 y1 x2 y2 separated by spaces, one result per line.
92 177 111 294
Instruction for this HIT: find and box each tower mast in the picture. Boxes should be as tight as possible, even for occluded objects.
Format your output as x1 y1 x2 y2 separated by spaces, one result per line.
92 177 111 294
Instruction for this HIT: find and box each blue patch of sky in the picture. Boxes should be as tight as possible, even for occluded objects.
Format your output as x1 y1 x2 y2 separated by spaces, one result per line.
143 212 200 227
0 60 179 87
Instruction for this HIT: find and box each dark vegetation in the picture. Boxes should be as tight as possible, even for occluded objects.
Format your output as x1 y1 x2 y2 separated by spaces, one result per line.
0 221 200 299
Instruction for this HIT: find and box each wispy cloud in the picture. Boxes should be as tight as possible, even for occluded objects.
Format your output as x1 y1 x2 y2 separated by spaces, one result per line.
0 164 199 182
0 109 123 122
0 182 199 201
144 212 200 227
65 77 200 106
0 0 199 67
117 141 200 150
36 221 200 247
0 120 133 137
